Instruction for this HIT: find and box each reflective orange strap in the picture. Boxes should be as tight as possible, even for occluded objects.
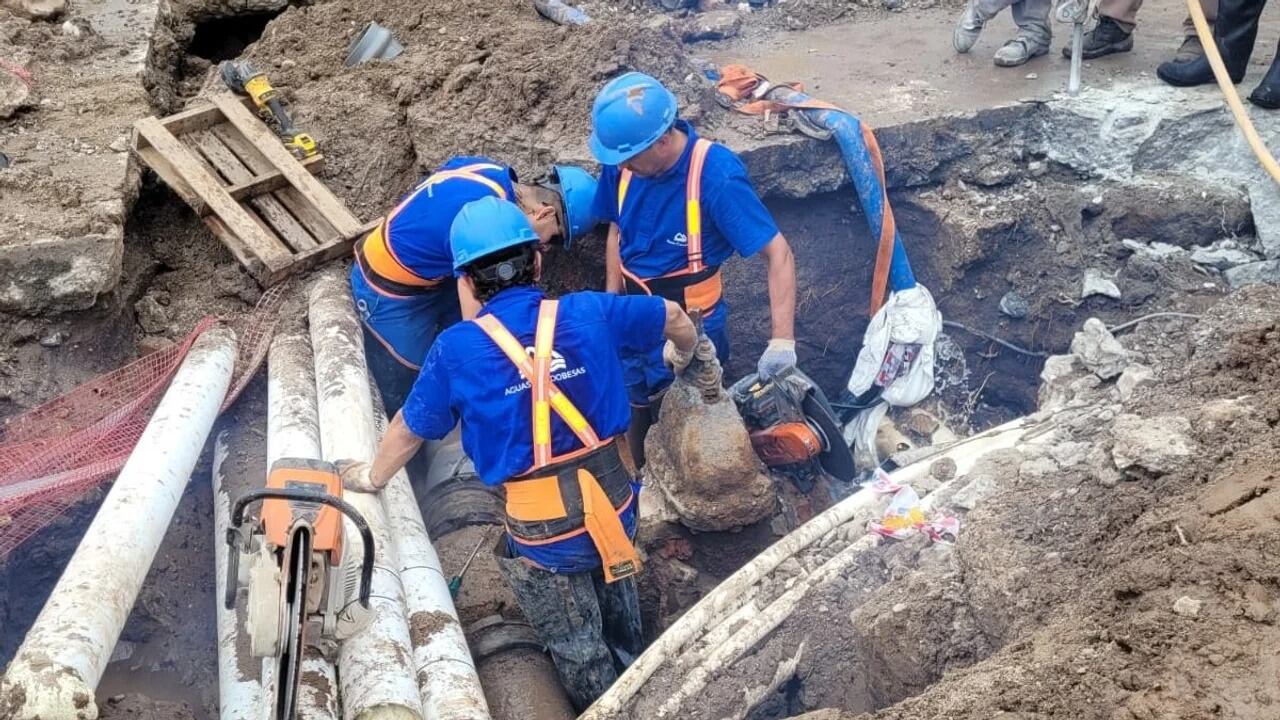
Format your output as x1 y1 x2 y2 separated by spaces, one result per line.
863 125 897 316
685 139 712 274
618 170 632 216
578 468 641 583
474 302 602 472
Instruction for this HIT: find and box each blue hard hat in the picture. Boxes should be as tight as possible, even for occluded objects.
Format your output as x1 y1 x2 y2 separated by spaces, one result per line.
450 197 540 274
544 165 605 248
589 72 678 166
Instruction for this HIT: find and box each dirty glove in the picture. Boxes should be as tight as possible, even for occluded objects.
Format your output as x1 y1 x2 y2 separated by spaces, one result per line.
663 340 696 374
335 460 381 494
757 338 797 380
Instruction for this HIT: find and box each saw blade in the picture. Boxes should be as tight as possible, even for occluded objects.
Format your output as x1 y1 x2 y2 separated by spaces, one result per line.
276 528 311 720
802 385 858 482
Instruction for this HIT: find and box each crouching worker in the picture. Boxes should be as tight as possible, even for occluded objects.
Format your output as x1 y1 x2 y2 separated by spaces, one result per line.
352 156 601 414
339 196 698 709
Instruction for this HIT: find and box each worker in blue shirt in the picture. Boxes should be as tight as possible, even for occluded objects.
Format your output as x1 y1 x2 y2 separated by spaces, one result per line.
352 156 603 415
340 196 698 710
588 72 798 467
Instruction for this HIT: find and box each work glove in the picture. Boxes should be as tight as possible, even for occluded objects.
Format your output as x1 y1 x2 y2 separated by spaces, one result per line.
663 340 696 374
757 338 797 380
335 459 381 493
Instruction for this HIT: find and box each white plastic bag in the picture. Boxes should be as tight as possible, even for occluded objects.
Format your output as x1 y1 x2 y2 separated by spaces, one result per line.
845 284 942 407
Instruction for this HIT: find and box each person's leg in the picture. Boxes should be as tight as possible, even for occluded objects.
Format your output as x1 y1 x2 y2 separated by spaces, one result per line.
955 0 1014 53
1158 0 1264 86
1175 0 1218 60
497 555 618 711
593 572 644 671
1066 0 1137 59
996 0 1052 66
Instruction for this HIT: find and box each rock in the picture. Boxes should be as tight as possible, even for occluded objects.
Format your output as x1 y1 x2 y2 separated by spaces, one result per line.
1018 456 1059 480
929 457 957 482
39 330 67 347
1081 269 1122 300
906 410 940 436
213 264 263 304
682 10 741 41
134 295 170 334
1 69 32 120
1243 583 1275 624
951 448 1023 510
1110 414 1194 476
1224 260 1280 288
1086 445 1121 487
137 335 176 356
1172 596 1202 617
1049 441 1091 468
1070 319 1129 380
1122 239 1185 260
1 0 66 19
1116 364 1155 403
645 380 775 532
1190 244 1259 270
1039 354 1082 410
999 291 1030 319
108 136 130 153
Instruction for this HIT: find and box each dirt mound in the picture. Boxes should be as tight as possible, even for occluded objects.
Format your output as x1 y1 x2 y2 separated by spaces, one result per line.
765 288 1280 720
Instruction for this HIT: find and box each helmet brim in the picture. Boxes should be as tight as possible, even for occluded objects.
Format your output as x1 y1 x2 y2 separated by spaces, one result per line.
589 130 651 166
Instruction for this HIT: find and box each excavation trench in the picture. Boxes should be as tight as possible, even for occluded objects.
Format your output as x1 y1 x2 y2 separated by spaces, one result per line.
0 91 1255 719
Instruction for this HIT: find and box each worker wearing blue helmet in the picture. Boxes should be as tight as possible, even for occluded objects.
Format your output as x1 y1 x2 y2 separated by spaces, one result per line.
588 72 798 466
342 196 698 709
351 157 604 416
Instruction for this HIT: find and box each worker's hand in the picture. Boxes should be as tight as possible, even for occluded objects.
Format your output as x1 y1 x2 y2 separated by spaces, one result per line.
335 460 381 493
757 338 797 380
663 340 696 375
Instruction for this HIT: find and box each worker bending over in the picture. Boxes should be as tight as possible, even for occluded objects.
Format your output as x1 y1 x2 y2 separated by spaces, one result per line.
341 196 697 709
352 156 601 414
588 72 798 466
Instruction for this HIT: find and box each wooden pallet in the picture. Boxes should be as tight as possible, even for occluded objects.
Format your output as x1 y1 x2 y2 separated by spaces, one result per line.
132 94 375 286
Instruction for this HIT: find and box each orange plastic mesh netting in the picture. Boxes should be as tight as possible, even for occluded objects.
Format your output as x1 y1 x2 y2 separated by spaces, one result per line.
0 285 287 558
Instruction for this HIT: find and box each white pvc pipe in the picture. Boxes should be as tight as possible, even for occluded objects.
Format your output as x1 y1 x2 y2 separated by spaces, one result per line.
0 327 237 720
309 270 423 720
370 391 491 720
267 332 339 720
581 413 1048 720
213 432 270 720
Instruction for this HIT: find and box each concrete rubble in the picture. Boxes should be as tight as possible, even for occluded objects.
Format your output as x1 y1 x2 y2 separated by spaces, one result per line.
1069 318 1129 380
1109 414 1194 476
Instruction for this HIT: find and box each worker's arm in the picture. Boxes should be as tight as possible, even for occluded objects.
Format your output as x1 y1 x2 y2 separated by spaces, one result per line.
762 233 796 341
664 300 696 352
605 223 623 293
370 412 423 489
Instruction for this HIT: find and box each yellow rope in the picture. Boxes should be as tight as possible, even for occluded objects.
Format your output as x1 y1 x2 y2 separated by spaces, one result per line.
1186 0 1280 183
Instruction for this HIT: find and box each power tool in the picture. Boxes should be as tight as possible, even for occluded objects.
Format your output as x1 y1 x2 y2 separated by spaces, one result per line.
1055 0 1098 95
731 367 856 490
224 458 375 720
219 60 319 160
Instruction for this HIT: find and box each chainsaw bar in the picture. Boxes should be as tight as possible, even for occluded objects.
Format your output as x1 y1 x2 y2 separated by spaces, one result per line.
276 527 311 720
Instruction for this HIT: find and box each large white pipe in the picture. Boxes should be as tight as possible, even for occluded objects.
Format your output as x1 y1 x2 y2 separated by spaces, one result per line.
0 327 237 720
213 432 269 720
266 332 340 719
582 413 1048 720
370 391 492 720
309 270 423 720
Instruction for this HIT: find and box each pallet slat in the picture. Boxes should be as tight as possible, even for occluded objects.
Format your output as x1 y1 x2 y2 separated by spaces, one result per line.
134 117 294 272
226 155 326 201
214 95 364 240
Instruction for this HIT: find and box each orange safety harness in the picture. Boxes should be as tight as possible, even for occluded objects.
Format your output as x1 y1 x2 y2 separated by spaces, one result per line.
356 163 510 296
616 138 724 314
474 300 641 582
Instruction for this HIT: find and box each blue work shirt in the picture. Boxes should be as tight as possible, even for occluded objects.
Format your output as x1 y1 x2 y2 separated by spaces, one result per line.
402 286 667 571
382 156 517 282
594 120 780 278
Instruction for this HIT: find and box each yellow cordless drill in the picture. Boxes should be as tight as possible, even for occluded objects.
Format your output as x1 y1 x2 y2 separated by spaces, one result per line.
220 60 319 160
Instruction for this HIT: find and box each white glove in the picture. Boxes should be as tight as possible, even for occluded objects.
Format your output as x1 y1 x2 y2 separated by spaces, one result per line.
663 340 695 374
335 460 381 493
757 338 797 380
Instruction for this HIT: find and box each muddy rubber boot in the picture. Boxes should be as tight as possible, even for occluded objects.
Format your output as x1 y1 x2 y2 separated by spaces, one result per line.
1172 33 1206 62
1062 16 1133 59
1248 46 1280 108
1157 0 1264 86
953 0 986 53
994 36 1049 66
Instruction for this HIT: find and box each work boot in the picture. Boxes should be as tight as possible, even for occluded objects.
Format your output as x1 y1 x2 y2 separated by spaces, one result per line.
1157 0 1265 87
1062 16 1134 59
1248 46 1280 108
954 0 986 54
1172 33 1206 62
994 36 1049 66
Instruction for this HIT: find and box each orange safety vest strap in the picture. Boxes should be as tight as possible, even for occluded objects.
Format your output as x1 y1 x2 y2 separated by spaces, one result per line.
578 468 641 582
615 138 715 281
473 301 602 472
